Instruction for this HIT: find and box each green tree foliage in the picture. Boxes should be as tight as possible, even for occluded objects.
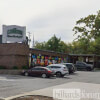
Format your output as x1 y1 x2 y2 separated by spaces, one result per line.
35 41 46 50
73 10 100 40
46 35 61 52
35 35 68 53
72 38 90 54
92 37 100 54
34 10 100 55
59 41 68 53
72 10 100 55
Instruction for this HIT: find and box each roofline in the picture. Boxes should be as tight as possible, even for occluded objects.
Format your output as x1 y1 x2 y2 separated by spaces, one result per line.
68 54 100 57
29 48 100 57
30 48 68 55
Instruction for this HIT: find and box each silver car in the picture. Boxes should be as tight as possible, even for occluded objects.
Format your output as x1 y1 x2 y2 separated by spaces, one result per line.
47 64 69 77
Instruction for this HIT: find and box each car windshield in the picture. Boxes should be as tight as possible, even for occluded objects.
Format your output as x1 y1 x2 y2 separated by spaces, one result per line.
46 66 49 68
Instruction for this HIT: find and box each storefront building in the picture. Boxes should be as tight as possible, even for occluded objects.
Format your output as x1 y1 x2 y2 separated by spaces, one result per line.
0 25 100 69
30 48 68 67
0 43 100 69
0 25 69 69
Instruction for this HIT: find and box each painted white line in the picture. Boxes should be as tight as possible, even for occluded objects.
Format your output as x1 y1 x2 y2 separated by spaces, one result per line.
0 78 15 81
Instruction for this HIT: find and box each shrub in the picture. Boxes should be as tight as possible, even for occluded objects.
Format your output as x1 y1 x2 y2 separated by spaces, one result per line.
22 66 28 69
13 66 18 69
0 66 6 69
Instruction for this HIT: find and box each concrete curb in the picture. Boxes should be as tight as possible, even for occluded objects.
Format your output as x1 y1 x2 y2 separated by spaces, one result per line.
0 98 5 100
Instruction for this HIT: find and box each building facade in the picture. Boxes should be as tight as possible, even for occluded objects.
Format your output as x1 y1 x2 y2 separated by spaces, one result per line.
0 43 29 69
0 43 100 69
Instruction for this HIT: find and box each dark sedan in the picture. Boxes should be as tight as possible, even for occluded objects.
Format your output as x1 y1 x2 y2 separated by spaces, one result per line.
75 61 93 71
62 63 77 74
22 67 54 78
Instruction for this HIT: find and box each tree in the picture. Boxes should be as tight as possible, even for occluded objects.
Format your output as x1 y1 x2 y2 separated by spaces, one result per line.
66 39 90 54
76 38 90 54
58 41 68 53
46 35 61 52
72 10 100 54
35 35 68 53
35 41 46 50
92 37 100 54
73 10 100 40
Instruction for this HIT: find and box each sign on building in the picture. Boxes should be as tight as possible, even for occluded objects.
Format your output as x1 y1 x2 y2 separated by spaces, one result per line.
2 25 26 43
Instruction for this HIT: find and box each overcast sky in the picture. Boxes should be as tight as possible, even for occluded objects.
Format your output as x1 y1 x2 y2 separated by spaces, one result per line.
0 0 100 43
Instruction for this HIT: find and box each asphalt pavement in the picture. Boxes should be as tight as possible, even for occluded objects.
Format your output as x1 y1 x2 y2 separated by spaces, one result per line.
0 71 100 99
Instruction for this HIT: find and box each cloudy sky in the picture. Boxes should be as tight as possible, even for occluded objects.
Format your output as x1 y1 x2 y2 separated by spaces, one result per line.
0 0 100 43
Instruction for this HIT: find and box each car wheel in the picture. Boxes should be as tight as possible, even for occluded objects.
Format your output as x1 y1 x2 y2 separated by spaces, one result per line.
56 72 62 77
41 74 47 78
24 72 29 76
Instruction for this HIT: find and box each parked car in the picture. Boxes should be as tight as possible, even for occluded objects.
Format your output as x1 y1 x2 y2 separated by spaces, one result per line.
47 64 69 77
75 61 93 71
61 63 77 74
22 67 54 78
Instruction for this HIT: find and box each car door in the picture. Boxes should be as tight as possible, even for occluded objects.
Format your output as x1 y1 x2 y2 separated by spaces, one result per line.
77 63 86 70
31 68 40 76
27 68 33 76
51 66 61 73
38 68 46 76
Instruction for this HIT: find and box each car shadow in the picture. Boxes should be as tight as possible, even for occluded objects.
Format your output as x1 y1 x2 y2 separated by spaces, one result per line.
48 77 56 79
63 77 71 79
69 72 79 76
54 75 71 79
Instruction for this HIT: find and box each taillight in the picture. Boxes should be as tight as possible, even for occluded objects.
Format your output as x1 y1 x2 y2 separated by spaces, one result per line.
48 70 52 73
63 69 67 71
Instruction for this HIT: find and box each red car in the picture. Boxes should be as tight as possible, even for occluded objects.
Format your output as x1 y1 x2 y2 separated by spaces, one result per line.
22 67 54 78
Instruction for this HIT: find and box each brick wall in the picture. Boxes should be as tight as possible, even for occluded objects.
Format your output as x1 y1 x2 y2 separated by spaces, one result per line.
0 43 29 69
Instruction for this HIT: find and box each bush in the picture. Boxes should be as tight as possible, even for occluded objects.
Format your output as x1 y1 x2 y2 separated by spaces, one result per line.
22 66 28 69
13 66 18 69
0 66 6 69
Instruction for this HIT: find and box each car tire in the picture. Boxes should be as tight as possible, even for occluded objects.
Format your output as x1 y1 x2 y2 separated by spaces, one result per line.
24 72 29 76
56 72 62 77
41 74 47 78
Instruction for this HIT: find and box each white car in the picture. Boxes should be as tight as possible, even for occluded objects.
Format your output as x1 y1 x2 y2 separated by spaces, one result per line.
47 64 69 77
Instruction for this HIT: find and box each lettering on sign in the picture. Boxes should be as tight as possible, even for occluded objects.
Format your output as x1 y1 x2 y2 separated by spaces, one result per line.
7 28 23 38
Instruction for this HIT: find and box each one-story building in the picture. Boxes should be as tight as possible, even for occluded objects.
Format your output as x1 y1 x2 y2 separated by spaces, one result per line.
0 25 100 69
0 43 100 69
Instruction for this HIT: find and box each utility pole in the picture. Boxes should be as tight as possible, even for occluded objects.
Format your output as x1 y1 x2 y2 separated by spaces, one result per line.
28 32 31 48
32 33 35 48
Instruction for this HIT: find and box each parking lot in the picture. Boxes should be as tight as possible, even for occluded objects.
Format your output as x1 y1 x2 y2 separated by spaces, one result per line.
0 71 100 98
